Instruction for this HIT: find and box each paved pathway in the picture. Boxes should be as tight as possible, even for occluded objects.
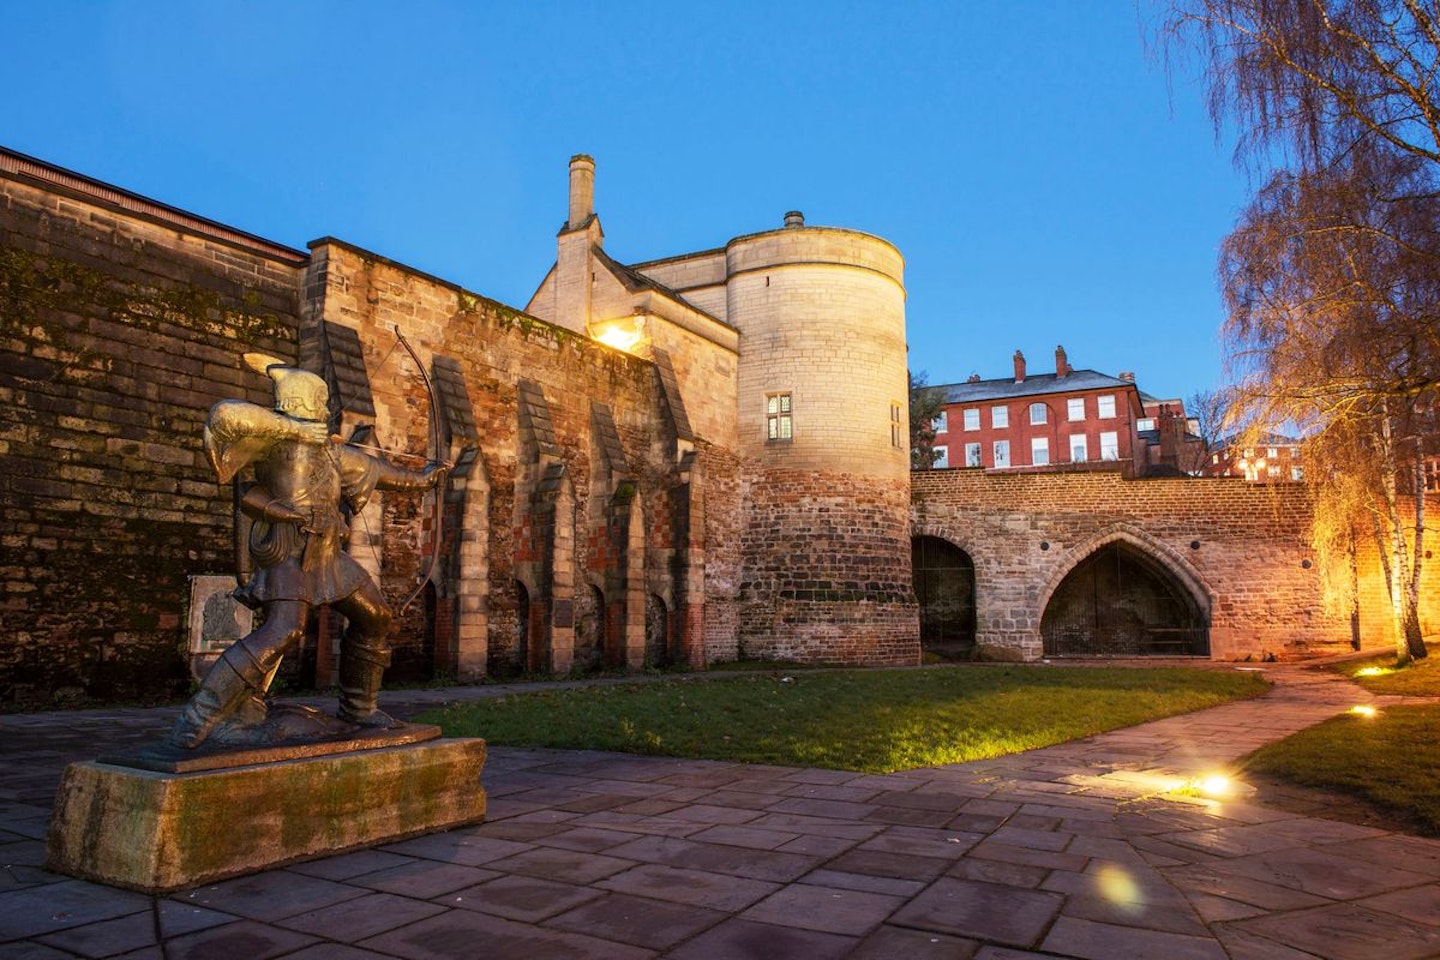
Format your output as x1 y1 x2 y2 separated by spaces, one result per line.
3 663 1440 959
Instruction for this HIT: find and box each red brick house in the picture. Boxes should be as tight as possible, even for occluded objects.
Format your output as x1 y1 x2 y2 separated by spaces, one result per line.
930 347 1146 473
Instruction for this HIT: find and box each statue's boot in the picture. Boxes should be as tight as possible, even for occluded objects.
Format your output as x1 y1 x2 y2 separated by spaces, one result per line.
337 635 400 729
170 643 275 749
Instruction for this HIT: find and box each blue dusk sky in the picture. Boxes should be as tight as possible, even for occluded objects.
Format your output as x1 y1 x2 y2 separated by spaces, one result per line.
1 1 1247 403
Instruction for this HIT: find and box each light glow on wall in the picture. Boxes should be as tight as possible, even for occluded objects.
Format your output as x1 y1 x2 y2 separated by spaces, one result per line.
590 315 647 354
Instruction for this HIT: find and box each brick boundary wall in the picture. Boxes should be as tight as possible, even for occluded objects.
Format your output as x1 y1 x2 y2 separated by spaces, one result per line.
911 468 1440 661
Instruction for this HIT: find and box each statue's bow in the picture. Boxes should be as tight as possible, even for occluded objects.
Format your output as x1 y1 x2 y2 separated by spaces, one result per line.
393 325 446 615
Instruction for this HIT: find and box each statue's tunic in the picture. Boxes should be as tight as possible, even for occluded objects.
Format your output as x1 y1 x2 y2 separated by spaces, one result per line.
204 400 381 609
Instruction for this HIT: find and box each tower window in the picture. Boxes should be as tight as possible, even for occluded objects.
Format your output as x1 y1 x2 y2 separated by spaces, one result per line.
767 393 793 441
890 402 903 448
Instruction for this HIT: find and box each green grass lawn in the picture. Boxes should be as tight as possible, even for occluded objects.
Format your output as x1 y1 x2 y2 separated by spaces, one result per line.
1245 704 1440 835
1241 642 1440 835
1334 644 1440 697
419 665 1268 774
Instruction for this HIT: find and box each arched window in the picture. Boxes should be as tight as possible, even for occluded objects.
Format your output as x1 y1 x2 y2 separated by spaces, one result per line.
575 584 606 674
645 594 669 668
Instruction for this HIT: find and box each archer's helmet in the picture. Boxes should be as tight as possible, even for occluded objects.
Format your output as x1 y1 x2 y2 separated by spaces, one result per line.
243 353 330 422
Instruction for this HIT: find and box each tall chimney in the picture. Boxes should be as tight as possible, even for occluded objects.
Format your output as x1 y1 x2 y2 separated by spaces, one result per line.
1013 350 1026 383
1055 345 1069 379
567 154 595 230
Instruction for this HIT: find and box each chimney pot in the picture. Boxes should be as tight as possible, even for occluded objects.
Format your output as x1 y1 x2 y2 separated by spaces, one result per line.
568 154 596 230
1055 345 1069 379
1013 350 1026 383
1118 371 1135 383
784 210 805 228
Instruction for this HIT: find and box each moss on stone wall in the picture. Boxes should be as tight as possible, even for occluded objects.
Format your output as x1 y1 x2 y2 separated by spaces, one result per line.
0 246 291 350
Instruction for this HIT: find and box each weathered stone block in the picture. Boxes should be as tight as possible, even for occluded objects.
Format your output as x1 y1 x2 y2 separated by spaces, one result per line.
45 737 486 893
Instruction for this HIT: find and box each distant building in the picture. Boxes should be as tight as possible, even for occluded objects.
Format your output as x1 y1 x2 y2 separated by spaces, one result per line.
1136 394 1207 476
1204 433 1304 482
929 347 1145 473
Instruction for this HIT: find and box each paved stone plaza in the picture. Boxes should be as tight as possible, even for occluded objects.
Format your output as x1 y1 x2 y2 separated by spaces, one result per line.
3 664 1440 959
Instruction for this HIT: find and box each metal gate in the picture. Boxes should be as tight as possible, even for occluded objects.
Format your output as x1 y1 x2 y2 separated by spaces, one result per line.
1041 542 1208 657
912 536 976 658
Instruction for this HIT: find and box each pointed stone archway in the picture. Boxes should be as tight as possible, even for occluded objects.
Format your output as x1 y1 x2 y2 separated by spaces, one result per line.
1040 528 1211 657
911 535 977 660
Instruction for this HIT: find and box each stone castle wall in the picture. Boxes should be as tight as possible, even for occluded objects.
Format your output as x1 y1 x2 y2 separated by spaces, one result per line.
297 240 738 680
726 225 918 663
740 469 919 665
16 146 1432 707
0 170 303 702
912 468 1440 660
0 164 743 704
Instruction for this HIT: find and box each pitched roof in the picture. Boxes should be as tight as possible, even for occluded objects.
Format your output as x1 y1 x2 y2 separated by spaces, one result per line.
933 370 1137 404
590 247 737 332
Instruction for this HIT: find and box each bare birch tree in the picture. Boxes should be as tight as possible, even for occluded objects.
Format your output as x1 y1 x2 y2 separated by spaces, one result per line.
1165 0 1440 660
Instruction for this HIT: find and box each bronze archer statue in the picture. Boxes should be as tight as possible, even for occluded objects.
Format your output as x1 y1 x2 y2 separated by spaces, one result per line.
172 353 447 749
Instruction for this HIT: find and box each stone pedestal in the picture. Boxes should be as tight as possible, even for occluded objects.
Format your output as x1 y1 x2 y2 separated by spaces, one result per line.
45 737 486 894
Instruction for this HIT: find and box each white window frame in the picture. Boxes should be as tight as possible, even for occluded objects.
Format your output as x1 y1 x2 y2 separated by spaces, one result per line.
1136 418 1155 432
965 442 982 467
963 408 980 431
1031 437 1049 466
1067 397 1085 422
993 439 1010 468
1098 394 1116 419
1029 403 1047 425
1099 431 1119 460
1070 434 1088 462
991 405 1009 428
933 411 947 434
933 445 949 468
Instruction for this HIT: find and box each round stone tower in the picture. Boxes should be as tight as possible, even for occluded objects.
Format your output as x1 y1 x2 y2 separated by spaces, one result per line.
725 212 919 664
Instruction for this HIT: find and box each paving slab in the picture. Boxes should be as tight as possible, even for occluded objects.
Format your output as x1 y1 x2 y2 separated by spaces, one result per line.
663 917 856 960
544 892 727 950
888 877 1065 947
740 882 907 935
1225 901 1440 959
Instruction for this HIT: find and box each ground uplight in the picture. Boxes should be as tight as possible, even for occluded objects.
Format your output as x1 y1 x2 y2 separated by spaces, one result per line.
1197 774 1232 798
